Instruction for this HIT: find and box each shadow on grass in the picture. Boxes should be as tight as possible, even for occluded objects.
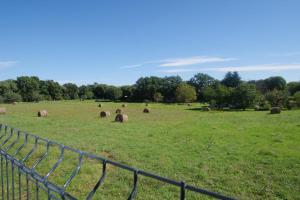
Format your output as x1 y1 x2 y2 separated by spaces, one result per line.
185 107 249 112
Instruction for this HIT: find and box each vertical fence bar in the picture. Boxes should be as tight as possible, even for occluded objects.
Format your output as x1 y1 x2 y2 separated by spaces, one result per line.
180 181 186 200
1 155 4 199
6 156 9 200
36 179 39 200
18 167 21 200
27 173 30 200
11 160 15 200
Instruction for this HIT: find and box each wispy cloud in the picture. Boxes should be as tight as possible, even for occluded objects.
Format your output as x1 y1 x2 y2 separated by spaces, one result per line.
160 64 300 73
0 61 19 69
120 56 235 69
160 56 236 67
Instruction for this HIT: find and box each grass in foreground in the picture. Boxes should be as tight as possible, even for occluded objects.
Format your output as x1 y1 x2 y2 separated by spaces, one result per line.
0 101 300 199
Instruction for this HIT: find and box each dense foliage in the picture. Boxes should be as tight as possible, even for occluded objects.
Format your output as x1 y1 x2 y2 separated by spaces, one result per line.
0 72 299 109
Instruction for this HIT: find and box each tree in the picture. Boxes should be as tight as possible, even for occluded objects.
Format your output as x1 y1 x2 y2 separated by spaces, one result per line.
265 89 289 107
175 83 197 103
231 83 257 109
63 83 79 99
221 72 242 88
188 73 216 101
93 84 106 99
3 91 22 103
47 81 63 100
0 80 18 95
133 76 164 101
105 86 122 100
287 81 300 95
161 76 182 102
79 85 94 99
294 91 300 107
264 76 286 91
120 85 134 101
16 76 40 102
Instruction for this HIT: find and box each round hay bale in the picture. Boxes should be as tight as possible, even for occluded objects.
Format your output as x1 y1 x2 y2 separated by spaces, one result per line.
12 102 17 105
122 104 127 107
0 107 6 115
98 104 102 108
270 107 281 114
143 108 150 113
201 106 210 111
116 108 122 114
37 110 48 117
100 111 110 118
115 114 128 123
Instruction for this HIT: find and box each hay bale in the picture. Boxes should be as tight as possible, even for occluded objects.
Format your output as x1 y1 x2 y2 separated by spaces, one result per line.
143 108 150 113
0 107 6 115
37 110 48 117
201 106 210 111
116 108 122 114
12 102 17 105
100 111 110 118
98 104 102 108
270 107 281 114
115 114 128 123
122 104 127 107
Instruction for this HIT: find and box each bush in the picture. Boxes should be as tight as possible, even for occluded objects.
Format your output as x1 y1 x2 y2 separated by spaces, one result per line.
3 91 22 103
287 100 297 110
294 91 300 107
153 92 163 102
0 96 4 103
265 89 288 107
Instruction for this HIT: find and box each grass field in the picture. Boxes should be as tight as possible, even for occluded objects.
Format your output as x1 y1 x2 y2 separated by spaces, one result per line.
0 101 299 199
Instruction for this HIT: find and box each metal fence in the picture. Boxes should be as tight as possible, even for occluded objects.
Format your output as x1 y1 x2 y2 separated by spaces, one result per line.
0 124 235 200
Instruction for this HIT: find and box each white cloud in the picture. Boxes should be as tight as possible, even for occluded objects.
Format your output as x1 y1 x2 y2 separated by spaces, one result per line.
160 64 300 73
209 64 300 72
120 56 235 69
160 56 236 67
0 61 18 69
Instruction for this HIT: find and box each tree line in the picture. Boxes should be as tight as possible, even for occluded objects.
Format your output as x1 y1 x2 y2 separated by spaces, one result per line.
0 72 300 109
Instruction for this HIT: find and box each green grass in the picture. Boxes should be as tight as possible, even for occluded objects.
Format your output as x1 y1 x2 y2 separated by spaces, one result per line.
0 100 300 199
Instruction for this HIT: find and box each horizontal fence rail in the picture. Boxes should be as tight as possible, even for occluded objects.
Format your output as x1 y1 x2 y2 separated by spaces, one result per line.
0 124 235 200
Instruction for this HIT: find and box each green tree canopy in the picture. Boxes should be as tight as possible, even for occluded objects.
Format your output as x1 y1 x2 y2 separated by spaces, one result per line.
175 83 197 103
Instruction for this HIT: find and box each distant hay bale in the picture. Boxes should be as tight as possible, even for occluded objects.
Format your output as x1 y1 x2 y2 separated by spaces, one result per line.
98 104 102 108
270 107 281 114
0 107 6 115
201 106 211 111
100 111 110 118
37 110 48 117
12 102 17 105
143 108 150 113
115 114 128 123
116 108 122 114
122 104 127 107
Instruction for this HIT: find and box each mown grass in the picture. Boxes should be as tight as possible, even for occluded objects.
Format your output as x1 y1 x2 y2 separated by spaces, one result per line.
0 100 299 199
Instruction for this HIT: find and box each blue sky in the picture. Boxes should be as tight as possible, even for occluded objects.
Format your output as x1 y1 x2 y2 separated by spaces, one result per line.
0 0 300 85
